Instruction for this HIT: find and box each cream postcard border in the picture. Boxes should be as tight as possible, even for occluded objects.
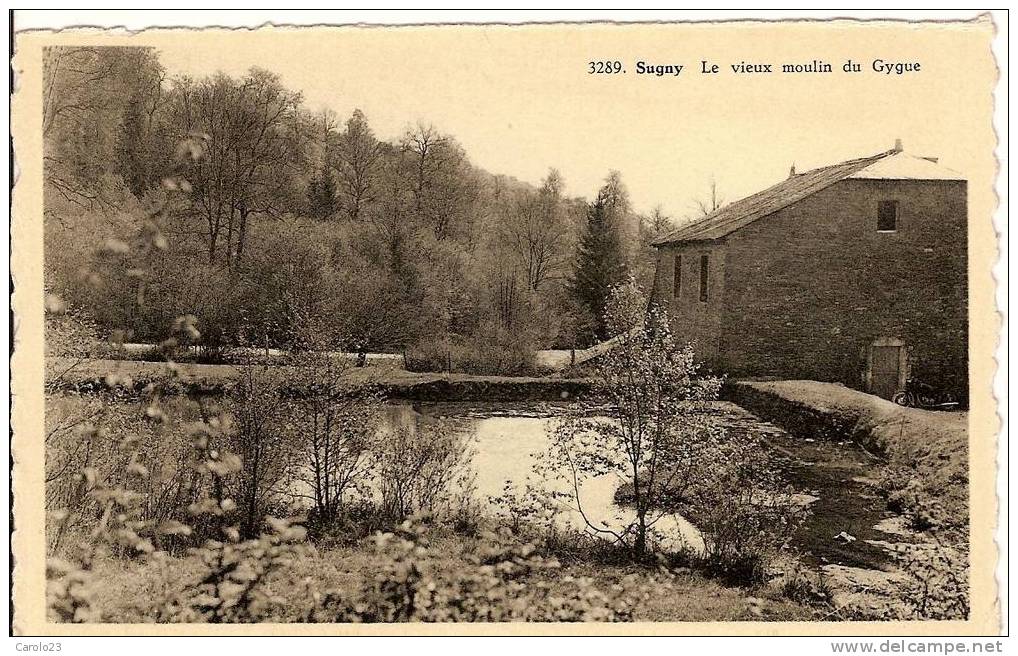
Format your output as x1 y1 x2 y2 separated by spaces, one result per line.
10 16 1001 635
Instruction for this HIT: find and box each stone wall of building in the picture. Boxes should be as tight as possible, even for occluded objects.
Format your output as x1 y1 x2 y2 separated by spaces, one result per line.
717 178 968 397
653 241 728 370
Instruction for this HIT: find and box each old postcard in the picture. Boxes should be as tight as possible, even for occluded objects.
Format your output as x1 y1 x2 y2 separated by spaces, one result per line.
10 13 1002 636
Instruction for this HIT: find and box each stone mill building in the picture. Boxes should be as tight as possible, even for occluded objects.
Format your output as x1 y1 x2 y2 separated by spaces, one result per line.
651 142 968 400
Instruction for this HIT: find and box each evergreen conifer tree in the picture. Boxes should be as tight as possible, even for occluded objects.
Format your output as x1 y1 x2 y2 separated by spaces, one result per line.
569 187 629 341
115 92 149 196
319 166 338 218
307 165 338 218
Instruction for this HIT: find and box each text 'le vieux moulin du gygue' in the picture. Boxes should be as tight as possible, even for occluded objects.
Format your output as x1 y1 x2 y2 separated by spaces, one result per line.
588 59 922 76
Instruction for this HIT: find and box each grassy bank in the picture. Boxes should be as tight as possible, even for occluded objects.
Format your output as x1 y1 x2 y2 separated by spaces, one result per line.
83 523 815 623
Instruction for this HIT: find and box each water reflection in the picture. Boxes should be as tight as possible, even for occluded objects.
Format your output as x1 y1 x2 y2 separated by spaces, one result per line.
382 401 704 553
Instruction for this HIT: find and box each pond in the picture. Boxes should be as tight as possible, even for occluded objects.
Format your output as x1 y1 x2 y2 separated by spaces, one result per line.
381 400 705 553
379 399 903 572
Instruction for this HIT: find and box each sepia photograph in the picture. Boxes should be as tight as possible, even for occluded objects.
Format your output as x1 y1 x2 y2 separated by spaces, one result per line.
9 10 1004 638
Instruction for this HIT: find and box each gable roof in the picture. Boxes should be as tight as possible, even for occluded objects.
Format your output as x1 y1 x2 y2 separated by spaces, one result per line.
652 149 965 246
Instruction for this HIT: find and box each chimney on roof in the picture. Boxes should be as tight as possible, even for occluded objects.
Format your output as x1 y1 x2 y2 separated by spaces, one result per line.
893 138 904 153
789 163 796 178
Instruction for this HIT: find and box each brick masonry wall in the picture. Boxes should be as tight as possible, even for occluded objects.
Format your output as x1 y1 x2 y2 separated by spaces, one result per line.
718 179 968 397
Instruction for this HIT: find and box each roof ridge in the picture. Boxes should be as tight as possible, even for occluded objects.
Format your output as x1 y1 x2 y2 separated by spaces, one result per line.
797 150 896 175
652 149 897 246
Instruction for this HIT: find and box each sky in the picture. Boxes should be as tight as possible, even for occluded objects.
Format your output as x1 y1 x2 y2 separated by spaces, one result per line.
114 20 993 220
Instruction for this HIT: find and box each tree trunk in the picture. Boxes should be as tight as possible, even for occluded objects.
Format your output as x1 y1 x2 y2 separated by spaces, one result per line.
236 206 250 265
634 515 647 556
245 443 261 538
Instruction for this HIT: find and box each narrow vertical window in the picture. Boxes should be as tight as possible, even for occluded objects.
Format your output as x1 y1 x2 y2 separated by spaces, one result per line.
877 200 898 232
699 254 709 302
672 254 682 297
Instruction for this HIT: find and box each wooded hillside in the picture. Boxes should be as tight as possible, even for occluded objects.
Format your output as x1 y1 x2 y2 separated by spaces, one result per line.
43 46 675 369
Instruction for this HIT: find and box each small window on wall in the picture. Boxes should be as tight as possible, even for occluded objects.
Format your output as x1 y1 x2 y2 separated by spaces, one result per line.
877 200 898 232
672 255 682 297
699 254 709 302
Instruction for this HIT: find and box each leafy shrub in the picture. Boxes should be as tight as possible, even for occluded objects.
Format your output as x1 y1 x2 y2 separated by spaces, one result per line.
227 367 294 538
372 420 474 521
47 555 100 623
404 331 547 377
304 499 397 547
446 494 486 538
878 441 966 533
881 476 941 532
310 517 639 622
284 350 382 524
687 453 809 585
44 305 102 360
46 425 187 621
488 479 564 538
779 561 835 608
160 517 311 623
894 533 969 620
45 389 205 555
45 383 304 624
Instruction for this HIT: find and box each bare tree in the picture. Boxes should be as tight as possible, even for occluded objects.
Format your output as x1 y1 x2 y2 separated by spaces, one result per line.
494 267 521 330
286 351 381 522
229 366 291 538
335 109 381 221
368 145 415 273
170 68 304 268
694 176 725 217
499 169 570 292
401 123 476 240
42 47 118 137
644 205 674 239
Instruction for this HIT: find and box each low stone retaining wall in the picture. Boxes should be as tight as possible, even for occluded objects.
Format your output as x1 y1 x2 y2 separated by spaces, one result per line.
724 381 879 449
47 357 593 402
390 377 591 402
723 379 966 455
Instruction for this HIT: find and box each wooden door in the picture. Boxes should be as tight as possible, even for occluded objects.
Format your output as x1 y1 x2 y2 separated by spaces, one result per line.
870 345 902 399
